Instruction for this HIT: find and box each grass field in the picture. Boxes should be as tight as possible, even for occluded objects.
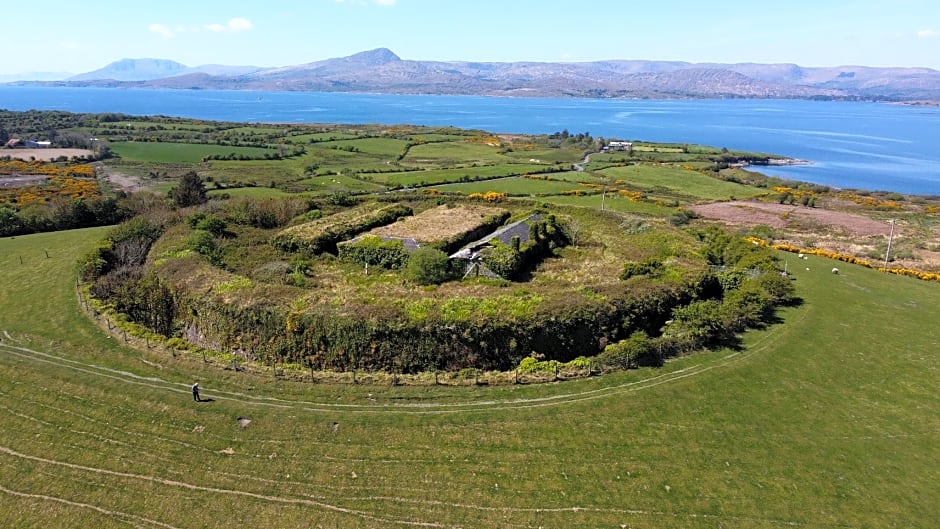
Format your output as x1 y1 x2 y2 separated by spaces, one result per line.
1 224 937 528
321 137 411 157
429 177 584 196
366 163 548 186
540 193 678 215
402 142 507 166
110 142 277 163
601 164 766 201
207 186 293 198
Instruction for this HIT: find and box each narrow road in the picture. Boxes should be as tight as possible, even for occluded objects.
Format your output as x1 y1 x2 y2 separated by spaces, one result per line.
572 152 594 172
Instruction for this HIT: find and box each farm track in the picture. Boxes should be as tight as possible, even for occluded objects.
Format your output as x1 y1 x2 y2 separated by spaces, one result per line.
1 269 919 527
0 319 789 414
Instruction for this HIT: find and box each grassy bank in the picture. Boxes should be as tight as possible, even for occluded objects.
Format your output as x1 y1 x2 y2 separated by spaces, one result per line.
0 229 937 527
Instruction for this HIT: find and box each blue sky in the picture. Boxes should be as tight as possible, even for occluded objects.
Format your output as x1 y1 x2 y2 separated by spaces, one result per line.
4 0 940 74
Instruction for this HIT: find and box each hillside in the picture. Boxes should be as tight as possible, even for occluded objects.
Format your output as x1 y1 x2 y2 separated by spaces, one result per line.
67 58 261 82
20 48 940 100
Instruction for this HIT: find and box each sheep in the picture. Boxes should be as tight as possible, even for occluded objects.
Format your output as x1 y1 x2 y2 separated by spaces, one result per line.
831 267 840 274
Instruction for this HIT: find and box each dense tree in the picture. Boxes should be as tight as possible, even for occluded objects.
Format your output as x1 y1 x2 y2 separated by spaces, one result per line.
168 171 208 207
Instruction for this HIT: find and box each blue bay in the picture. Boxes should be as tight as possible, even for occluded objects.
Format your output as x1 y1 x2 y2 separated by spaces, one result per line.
1 86 938 195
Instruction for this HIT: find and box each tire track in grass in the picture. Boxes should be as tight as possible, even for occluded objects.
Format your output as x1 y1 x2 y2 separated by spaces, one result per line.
317 494 862 529
0 483 183 529
2 305 802 415
0 339 728 413
0 445 449 528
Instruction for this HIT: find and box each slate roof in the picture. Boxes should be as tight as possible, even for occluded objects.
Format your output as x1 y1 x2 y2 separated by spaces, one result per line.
449 214 541 260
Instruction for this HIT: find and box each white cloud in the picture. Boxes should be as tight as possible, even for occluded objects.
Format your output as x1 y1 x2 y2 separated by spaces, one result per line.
374 0 397 5
227 17 254 31
916 29 939 39
149 23 176 39
59 41 79 50
204 17 254 33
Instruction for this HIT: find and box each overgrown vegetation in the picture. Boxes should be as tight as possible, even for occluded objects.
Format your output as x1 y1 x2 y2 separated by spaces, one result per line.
2 110 936 378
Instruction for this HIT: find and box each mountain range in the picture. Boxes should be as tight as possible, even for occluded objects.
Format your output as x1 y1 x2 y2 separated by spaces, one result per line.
10 48 940 100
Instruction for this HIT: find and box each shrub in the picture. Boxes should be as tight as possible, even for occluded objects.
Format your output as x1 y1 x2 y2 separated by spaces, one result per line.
188 230 224 266
168 171 208 208
598 331 655 370
338 236 410 270
620 259 664 280
406 247 454 285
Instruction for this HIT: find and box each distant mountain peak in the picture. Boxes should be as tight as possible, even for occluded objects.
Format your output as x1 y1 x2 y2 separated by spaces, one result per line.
49 49 940 101
344 48 401 65
68 58 188 81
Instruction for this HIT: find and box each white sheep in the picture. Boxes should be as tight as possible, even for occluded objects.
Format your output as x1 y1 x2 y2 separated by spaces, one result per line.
831 267 840 274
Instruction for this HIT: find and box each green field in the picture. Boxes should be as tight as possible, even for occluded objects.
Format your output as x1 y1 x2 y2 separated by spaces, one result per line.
298 174 389 193
540 192 678 215
601 164 765 200
1 229 937 528
207 186 294 198
366 163 548 186
430 176 586 196
402 141 507 165
322 137 411 157
110 142 277 163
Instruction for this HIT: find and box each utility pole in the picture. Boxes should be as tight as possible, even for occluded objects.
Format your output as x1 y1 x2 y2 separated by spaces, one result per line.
882 219 896 271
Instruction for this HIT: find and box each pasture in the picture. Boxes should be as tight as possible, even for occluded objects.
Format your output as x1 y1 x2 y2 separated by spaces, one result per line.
402 141 507 166
0 224 937 528
430 176 583 196
601 164 765 201
109 142 277 164
365 163 548 187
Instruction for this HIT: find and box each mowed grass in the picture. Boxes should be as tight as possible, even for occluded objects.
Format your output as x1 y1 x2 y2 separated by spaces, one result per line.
0 230 938 528
601 164 764 200
110 141 276 163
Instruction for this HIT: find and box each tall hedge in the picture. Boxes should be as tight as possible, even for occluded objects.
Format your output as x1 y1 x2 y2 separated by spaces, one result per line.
273 204 413 256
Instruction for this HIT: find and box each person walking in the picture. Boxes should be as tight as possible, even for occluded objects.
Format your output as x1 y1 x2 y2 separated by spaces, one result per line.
192 382 201 402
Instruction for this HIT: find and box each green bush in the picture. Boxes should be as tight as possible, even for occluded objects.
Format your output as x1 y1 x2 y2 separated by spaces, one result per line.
273 204 413 256
168 171 208 207
598 331 655 370
405 247 453 285
338 235 410 270
620 259 664 280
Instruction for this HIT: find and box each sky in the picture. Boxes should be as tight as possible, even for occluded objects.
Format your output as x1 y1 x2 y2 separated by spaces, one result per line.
3 0 940 75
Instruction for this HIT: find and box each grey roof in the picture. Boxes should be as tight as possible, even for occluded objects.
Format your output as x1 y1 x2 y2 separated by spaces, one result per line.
449 214 541 259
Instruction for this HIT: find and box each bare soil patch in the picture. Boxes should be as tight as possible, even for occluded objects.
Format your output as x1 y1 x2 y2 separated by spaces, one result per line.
0 174 48 188
104 172 144 192
369 204 506 242
691 201 892 237
2 148 94 162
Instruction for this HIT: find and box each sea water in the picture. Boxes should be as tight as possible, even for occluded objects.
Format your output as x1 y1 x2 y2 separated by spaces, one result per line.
1 86 937 195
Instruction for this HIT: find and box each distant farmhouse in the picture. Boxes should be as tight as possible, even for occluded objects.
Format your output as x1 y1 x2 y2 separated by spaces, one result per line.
4 138 52 149
605 140 633 152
